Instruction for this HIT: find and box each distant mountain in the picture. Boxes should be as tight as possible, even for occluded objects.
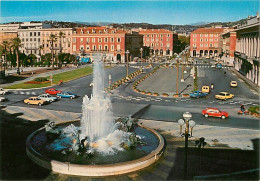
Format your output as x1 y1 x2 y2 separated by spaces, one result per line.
74 21 113 26
189 22 210 26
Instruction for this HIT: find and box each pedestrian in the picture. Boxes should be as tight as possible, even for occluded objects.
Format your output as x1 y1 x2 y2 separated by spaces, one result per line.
211 83 214 89
240 104 245 115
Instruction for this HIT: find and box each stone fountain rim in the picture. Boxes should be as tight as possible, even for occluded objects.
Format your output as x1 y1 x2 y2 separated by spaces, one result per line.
26 120 165 176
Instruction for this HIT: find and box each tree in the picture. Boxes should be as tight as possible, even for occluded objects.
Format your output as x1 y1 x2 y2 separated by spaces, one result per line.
27 54 37 66
2 40 10 69
11 38 22 74
47 34 57 68
41 53 52 67
57 31 65 67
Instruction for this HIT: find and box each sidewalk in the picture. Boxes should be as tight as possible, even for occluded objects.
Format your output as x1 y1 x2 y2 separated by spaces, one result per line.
231 68 259 92
1 64 90 88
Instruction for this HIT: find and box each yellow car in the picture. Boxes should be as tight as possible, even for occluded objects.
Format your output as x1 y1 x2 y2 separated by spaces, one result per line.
24 97 46 106
215 92 234 100
202 86 210 93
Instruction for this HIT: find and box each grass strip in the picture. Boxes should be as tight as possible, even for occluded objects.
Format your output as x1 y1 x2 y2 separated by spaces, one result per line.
5 66 93 89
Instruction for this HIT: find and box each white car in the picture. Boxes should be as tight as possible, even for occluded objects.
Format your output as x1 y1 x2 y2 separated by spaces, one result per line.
89 81 94 87
0 88 8 95
230 81 238 87
38 94 58 102
0 96 6 102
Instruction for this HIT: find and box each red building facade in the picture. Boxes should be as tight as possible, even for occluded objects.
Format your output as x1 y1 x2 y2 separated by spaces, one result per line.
221 31 236 65
190 28 225 58
72 27 142 62
139 29 175 57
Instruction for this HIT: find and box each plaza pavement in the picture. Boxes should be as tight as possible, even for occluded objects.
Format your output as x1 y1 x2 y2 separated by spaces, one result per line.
1 105 259 180
137 66 194 96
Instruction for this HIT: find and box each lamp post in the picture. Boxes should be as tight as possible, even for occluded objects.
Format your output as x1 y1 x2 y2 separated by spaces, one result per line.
176 58 179 94
178 112 196 180
126 50 130 79
181 53 184 82
140 47 143 73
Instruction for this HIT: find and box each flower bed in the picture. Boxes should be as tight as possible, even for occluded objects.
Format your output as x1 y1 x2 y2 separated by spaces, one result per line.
162 93 169 97
173 94 179 98
182 94 190 98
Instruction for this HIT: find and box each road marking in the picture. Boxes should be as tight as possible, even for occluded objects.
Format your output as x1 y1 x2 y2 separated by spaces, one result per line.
20 91 25 94
26 92 30 95
31 92 36 95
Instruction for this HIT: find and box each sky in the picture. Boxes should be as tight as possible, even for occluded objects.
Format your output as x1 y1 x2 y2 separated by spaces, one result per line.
0 1 259 25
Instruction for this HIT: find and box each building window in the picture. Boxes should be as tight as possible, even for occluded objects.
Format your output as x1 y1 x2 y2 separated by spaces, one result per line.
156 34 159 37
193 39 196 42
210 44 213 47
93 45 96 50
200 44 203 47
22 38 24 42
34 38 36 41
111 38 114 42
205 34 208 37
86 38 90 43
111 45 114 50
161 43 163 47
26 38 28 42
73 45 76 51
30 38 32 41
193 44 196 47
117 38 121 42
205 44 208 47
34 32 36 36
214 39 218 41
161 34 163 37
147 35 149 37
38 38 40 42
200 39 203 42
38 32 40 36
193 34 197 37
68 44 70 47
30 32 32 36
104 45 108 50
73 38 76 43
86 45 89 50
151 35 154 37
210 34 213 37
105 38 108 42
205 38 208 42
214 34 218 37
167 34 170 37
80 38 83 43
92 38 95 42
200 34 203 37
99 45 102 50
214 44 218 47
98 38 102 43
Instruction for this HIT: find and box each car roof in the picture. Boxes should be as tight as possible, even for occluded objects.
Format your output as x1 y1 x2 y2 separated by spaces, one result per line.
205 107 219 110
219 92 229 94
29 97 38 99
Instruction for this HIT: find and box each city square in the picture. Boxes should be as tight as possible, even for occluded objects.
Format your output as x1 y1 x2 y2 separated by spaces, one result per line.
0 1 259 180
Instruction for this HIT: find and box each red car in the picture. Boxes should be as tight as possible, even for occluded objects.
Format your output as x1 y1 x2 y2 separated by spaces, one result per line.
45 88 62 95
202 108 229 119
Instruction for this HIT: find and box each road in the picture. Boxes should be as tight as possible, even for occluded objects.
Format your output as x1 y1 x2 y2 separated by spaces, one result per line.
1 60 259 131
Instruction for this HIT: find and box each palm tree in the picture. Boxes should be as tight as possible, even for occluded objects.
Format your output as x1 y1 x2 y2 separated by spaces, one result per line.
47 33 57 68
11 38 22 74
57 31 65 67
38 45 44 63
2 40 10 69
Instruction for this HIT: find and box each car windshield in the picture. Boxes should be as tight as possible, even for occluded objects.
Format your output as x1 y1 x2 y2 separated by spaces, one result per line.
219 93 225 96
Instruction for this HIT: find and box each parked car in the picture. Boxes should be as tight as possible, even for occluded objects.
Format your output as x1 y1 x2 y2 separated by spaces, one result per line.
189 91 208 98
24 97 47 106
230 81 238 87
215 92 234 100
0 96 6 102
38 94 58 102
0 88 8 95
202 86 210 93
89 81 94 87
216 63 222 69
45 88 62 95
202 107 229 119
57 92 77 99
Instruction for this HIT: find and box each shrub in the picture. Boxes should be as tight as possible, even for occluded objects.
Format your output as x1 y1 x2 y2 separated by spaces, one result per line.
33 77 48 82
248 106 259 114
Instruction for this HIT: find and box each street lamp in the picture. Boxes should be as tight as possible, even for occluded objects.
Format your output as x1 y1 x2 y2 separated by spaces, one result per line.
178 112 196 180
140 47 143 73
126 50 130 79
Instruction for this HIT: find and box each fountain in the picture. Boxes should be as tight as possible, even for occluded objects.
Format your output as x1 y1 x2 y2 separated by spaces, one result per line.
26 54 164 176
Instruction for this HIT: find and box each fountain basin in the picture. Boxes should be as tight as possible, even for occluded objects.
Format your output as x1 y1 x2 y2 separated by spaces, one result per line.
26 121 164 176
